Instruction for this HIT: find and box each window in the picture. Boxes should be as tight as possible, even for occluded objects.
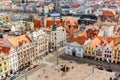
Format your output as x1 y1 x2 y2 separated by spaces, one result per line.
5 67 7 70
68 46 70 49
0 70 2 72
2 57 4 60
104 54 106 57
79 49 81 51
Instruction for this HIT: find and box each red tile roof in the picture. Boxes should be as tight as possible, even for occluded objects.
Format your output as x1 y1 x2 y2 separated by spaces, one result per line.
98 36 120 45
109 40 115 48
102 11 115 16
46 20 65 27
34 19 41 29
0 46 10 54
91 37 102 48
68 36 87 45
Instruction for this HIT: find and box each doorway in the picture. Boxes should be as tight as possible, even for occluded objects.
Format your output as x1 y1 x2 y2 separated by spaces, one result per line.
72 48 76 57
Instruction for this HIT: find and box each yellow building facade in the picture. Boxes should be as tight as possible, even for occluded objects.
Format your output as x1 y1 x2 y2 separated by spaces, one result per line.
84 43 95 57
112 45 120 64
0 52 9 76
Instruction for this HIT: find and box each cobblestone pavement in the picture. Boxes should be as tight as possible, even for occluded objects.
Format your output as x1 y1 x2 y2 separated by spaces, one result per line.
34 62 115 80
59 54 120 72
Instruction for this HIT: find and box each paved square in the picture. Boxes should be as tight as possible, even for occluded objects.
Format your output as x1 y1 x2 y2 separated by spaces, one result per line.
34 61 115 80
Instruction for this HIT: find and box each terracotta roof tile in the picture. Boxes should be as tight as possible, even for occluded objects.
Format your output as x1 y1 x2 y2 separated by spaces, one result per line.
98 36 120 44
34 19 41 29
109 40 115 48
8 35 31 47
0 46 10 54
78 32 87 38
94 30 100 35
91 37 101 47
68 36 87 45
66 17 77 26
46 20 65 27
102 11 115 16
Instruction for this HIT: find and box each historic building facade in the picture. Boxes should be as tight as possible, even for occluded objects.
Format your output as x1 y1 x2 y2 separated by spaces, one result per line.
8 34 34 70
0 46 9 77
27 30 49 63
65 42 83 57
49 26 66 52
112 44 120 64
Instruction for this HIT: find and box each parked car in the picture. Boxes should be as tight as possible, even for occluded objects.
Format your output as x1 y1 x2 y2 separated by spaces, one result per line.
28 67 32 71
10 75 16 80
106 68 113 72
97 66 104 70
33 65 39 68
114 73 120 79
69 60 74 63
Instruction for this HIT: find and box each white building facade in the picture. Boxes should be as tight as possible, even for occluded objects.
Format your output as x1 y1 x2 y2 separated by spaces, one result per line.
95 45 103 61
102 44 113 62
8 47 18 74
66 42 83 57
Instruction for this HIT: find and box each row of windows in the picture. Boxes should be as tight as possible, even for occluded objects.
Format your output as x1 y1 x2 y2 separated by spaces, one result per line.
0 67 7 72
114 56 120 60
113 53 120 56
0 62 6 67
104 54 111 58
114 50 120 53
67 46 82 51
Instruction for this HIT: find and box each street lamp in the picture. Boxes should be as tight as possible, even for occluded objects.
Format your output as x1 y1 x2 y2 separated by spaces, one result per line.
92 66 94 74
55 36 59 65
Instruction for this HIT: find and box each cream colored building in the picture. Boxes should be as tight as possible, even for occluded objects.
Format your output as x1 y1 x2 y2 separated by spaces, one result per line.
49 26 66 52
27 29 49 63
112 44 120 64
8 34 34 71
0 46 9 78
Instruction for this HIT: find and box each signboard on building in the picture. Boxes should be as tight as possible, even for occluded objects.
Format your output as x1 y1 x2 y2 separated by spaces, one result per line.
50 13 60 17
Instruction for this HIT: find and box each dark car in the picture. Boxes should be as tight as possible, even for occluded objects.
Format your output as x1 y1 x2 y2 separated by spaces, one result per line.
106 68 113 72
